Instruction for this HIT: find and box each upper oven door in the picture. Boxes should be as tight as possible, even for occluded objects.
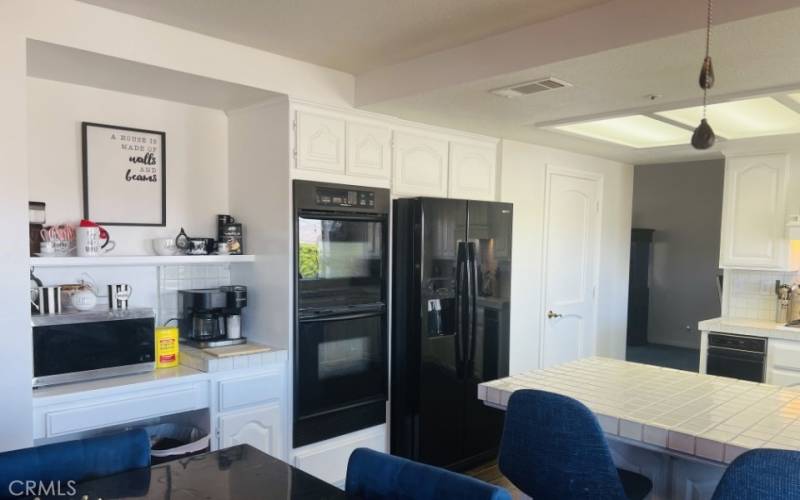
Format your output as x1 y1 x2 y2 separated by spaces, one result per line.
297 213 386 310
296 309 388 420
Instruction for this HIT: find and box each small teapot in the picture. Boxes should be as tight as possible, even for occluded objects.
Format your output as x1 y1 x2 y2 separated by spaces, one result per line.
70 274 100 311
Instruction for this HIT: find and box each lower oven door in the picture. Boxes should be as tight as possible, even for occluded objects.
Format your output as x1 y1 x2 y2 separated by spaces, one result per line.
295 309 387 446
706 347 765 382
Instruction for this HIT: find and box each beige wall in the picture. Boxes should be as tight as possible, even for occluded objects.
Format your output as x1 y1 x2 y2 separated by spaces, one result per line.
500 139 633 374
27 77 229 255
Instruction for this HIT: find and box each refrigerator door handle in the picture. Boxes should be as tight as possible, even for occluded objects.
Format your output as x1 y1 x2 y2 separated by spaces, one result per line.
455 241 467 378
466 241 478 366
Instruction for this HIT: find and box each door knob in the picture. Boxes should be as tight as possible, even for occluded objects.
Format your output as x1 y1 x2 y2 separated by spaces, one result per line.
547 310 563 319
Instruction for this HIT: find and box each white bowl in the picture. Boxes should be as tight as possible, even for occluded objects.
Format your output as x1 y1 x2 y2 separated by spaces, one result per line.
152 237 178 256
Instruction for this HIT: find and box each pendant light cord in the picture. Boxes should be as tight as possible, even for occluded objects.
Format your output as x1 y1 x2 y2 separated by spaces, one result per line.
702 0 713 118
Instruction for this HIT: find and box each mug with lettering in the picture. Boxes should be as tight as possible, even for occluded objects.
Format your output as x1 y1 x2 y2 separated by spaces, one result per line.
77 220 116 257
108 283 132 310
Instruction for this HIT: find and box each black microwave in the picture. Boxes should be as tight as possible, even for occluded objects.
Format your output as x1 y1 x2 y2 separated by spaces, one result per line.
32 308 155 388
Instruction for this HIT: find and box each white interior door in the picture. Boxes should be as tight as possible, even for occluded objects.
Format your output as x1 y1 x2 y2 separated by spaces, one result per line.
541 166 602 368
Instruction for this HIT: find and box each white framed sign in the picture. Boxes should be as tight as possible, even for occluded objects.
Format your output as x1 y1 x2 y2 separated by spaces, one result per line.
82 122 166 226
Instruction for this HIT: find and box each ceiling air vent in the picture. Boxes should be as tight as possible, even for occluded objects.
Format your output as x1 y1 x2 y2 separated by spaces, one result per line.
490 77 572 98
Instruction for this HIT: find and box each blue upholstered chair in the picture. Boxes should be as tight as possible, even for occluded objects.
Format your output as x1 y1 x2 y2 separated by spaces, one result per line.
0 429 150 495
498 389 652 500
711 448 800 500
346 448 511 500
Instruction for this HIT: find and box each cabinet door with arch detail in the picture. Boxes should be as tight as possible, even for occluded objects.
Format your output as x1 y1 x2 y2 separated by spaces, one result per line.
448 142 497 201
295 111 346 174
719 153 790 269
392 132 449 197
346 121 391 180
219 403 284 458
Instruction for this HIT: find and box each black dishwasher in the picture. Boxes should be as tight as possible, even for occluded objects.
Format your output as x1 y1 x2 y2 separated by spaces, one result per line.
706 333 766 382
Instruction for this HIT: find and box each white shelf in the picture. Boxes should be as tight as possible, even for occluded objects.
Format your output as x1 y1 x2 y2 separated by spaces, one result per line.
30 254 256 268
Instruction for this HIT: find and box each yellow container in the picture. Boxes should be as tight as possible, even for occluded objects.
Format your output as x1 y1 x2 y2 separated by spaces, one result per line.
155 326 180 368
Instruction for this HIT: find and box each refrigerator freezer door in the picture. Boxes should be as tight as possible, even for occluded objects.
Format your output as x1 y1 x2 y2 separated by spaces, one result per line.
416 198 469 467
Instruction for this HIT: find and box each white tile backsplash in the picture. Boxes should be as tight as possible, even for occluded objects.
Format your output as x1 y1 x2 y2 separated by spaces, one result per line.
157 264 231 324
726 269 796 320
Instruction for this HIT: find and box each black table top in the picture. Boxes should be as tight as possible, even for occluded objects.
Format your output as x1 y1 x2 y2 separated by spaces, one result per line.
76 445 347 499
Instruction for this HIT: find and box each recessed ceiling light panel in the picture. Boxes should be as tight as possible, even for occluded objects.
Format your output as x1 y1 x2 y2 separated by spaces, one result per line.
656 97 800 139
554 115 692 149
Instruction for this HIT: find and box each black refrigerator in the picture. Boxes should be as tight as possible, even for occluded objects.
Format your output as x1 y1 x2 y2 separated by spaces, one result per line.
391 197 512 471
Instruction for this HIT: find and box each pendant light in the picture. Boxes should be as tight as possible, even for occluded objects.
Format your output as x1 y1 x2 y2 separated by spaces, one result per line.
692 0 716 150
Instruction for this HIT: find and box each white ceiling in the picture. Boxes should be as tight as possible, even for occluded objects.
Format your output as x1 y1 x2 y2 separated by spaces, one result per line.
77 0 612 74
363 7 800 164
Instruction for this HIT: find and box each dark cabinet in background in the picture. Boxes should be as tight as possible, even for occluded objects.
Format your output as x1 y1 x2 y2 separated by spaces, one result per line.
627 228 654 347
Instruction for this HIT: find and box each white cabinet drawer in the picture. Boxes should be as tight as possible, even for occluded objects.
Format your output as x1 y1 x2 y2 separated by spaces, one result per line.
218 372 282 412
292 424 385 488
767 367 800 386
41 382 207 438
769 339 800 370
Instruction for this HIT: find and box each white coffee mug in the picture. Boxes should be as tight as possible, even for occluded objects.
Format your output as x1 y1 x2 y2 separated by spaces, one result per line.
77 226 116 257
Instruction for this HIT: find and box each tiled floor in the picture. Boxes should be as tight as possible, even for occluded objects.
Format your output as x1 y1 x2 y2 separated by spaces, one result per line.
479 357 800 464
626 343 700 372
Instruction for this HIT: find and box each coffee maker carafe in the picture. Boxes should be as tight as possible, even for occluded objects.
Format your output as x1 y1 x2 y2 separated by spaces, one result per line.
178 286 247 348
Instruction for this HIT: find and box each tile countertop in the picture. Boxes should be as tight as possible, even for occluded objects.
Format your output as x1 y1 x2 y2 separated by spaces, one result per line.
180 343 288 372
698 317 800 341
479 357 800 464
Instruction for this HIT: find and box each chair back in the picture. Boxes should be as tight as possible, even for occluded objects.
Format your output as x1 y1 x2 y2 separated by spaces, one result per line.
346 448 511 500
712 448 800 500
0 429 150 496
498 389 627 500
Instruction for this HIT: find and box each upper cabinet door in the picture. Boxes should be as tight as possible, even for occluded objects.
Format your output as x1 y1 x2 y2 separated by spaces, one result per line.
720 153 790 269
448 142 497 201
346 121 391 180
392 132 449 197
295 111 346 174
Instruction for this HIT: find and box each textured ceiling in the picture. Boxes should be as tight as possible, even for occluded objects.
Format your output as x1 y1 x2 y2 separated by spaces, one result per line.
77 0 612 74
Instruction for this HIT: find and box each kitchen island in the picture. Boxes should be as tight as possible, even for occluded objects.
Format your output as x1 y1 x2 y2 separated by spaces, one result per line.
479 357 800 500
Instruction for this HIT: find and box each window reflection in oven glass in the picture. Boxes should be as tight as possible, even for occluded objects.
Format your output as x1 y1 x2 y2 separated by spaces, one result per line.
298 217 382 280
318 336 376 379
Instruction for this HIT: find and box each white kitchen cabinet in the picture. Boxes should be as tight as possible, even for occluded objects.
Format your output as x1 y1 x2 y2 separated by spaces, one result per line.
219 403 284 458
448 142 497 201
295 111 346 174
392 132 449 197
346 121 391 180
719 153 792 270
766 338 800 386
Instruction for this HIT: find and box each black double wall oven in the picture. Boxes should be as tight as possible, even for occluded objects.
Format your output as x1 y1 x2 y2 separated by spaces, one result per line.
293 180 389 447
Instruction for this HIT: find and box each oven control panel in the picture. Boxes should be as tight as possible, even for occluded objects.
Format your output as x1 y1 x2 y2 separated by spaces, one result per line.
315 187 375 208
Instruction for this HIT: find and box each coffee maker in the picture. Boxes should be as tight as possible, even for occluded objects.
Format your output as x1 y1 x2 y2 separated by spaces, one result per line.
178 286 247 348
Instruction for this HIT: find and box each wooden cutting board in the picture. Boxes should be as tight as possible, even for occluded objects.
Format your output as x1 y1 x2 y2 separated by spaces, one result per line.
201 343 272 358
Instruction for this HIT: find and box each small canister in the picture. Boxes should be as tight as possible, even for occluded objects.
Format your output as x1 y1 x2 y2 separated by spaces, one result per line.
155 326 180 368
